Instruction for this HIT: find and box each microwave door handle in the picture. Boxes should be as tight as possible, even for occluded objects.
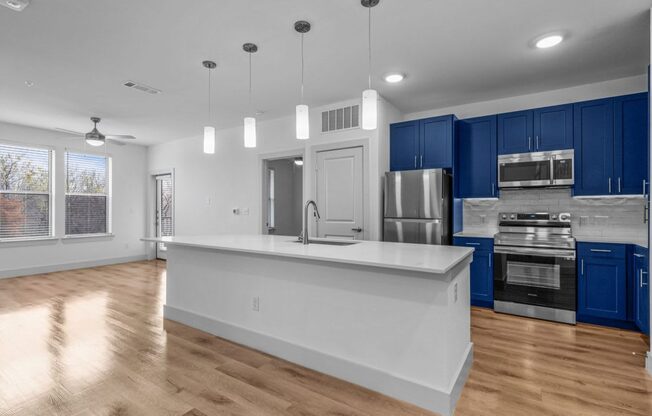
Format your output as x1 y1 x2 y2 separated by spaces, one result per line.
550 158 555 185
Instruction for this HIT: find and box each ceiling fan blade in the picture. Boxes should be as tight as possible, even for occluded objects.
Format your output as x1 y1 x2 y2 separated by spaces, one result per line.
106 139 126 146
55 127 85 136
105 135 136 140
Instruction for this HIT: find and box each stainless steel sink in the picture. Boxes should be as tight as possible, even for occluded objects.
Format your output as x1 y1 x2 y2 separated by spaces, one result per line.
291 239 359 246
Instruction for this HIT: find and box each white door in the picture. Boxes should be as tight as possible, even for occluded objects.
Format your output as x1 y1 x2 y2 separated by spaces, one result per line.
155 174 173 259
315 146 364 239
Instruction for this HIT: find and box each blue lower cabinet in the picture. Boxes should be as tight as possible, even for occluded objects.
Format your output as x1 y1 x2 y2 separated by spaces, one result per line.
453 237 493 307
577 243 627 322
633 245 649 335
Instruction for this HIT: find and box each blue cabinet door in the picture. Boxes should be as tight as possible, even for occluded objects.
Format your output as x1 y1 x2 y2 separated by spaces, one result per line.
390 120 419 171
457 116 497 198
533 104 573 151
453 237 494 307
420 116 454 169
614 93 648 195
573 98 615 196
497 110 532 154
578 243 627 320
634 247 649 334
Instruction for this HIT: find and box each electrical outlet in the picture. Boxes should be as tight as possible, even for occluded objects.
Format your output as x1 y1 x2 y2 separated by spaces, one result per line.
454 283 458 302
252 296 260 312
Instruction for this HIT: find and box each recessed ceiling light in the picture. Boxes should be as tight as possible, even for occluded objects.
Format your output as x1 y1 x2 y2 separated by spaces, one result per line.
535 34 563 49
2 0 29 11
384 73 405 83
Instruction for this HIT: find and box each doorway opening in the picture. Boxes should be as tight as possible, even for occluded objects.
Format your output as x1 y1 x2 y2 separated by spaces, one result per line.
262 156 303 237
155 173 174 260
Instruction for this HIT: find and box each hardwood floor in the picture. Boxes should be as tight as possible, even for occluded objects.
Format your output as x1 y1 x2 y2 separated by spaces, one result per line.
0 260 650 416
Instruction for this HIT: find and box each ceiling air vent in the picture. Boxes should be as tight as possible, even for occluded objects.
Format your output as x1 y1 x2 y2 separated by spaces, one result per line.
321 104 359 133
123 80 162 95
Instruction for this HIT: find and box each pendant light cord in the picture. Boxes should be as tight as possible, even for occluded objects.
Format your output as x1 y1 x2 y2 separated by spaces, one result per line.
368 5 372 89
300 33 305 103
248 52 252 109
207 66 212 121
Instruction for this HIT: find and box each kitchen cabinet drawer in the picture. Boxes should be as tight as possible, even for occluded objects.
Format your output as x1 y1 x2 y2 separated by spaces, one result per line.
577 242 626 259
453 236 494 251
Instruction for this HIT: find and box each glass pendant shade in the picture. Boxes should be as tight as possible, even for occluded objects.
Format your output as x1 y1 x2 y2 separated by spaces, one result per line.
244 117 256 148
296 104 309 140
203 126 215 154
361 89 378 130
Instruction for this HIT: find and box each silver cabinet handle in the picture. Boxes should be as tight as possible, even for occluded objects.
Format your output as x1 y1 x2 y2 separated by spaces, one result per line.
536 135 540 150
492 183 495 197
489 255 492 269
420 155 423 168
608 177 612 194
414 155 417 168
641 270 648 288
618 177 621 193
465 242 481 246
590 248 612 253
351 227 362 232
643 180 648 196
581 258 584 275
528 136 532 151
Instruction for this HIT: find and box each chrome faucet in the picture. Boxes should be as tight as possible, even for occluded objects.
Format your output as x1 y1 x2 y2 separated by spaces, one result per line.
301 200 321 245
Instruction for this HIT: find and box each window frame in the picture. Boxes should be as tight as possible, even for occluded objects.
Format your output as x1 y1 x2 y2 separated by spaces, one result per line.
64 150 112 237
0 141 55 242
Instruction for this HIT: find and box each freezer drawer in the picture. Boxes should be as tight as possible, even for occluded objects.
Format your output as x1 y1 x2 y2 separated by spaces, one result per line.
383 219 443 245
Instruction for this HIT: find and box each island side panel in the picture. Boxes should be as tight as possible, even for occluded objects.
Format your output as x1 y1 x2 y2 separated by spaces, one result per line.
164 244 472 415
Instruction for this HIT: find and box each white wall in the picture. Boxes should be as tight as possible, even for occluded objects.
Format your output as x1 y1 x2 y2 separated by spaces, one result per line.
147 96 402 246
0 121 148 277
404 74 647 121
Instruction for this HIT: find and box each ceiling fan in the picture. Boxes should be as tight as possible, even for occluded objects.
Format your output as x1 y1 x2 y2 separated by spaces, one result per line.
56 117 136 146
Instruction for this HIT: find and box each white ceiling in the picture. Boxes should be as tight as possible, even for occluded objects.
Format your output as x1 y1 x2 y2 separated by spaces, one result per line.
0 0 650 145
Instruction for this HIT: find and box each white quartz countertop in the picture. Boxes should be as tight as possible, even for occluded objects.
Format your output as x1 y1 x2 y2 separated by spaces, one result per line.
142 235 474 275
453 230 497 239
574 235 648 248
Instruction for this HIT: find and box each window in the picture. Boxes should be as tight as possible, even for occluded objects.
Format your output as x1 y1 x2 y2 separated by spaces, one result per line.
65 152 111 235
267 168 275 229
0 143 52 239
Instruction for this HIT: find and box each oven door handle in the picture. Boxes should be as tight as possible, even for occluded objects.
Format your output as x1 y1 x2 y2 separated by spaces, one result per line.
494 246 576 259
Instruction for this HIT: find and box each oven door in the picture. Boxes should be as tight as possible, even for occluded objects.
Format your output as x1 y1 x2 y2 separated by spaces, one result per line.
498 154 552 188
493 246 576 311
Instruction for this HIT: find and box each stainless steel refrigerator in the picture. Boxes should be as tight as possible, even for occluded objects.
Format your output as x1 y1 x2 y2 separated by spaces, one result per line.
383 169 452 245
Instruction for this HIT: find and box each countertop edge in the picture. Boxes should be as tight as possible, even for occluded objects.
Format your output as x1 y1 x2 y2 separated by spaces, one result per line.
142 237 475 276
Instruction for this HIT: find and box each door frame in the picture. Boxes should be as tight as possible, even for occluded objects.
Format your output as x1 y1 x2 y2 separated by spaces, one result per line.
258 149 305 236
147 168 175 260
311 139 370 240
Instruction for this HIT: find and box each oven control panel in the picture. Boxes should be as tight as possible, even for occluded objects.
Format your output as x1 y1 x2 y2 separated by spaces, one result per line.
498 212 571 224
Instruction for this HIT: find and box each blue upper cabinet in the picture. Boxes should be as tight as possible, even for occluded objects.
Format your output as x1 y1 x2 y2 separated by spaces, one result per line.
533 104 573 151
573 98 615 196
497 104 573 154
421 116 453 169
390 120 420 171
390 115 455 171
456 116 497 198
497 110 532 154
614 92 649 195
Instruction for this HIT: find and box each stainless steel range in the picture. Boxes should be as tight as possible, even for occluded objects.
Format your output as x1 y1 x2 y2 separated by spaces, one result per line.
493 212 577 324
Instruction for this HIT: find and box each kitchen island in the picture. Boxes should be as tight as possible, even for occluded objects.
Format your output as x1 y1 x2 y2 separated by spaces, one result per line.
143 234 474 416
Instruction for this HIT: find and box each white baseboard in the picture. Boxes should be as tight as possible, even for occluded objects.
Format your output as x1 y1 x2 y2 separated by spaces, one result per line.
164 305 473 416
0 255 148 279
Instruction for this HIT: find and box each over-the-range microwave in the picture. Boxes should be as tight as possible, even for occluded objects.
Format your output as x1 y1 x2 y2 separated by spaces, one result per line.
498 149 574 189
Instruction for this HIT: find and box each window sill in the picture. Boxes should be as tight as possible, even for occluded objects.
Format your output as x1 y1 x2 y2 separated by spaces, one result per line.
62 233 114 240
0 236 59 247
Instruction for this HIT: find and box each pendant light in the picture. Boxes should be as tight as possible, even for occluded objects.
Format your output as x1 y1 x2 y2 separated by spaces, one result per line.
202 60 216 154
361 0 379 130
294 20 311 140
243 43 258 148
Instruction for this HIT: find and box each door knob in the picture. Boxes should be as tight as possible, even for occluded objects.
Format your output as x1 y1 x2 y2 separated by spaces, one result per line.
351 227 362 232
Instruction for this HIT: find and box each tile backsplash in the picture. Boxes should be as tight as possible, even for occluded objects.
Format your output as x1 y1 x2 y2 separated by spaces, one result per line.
463 188 647 241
